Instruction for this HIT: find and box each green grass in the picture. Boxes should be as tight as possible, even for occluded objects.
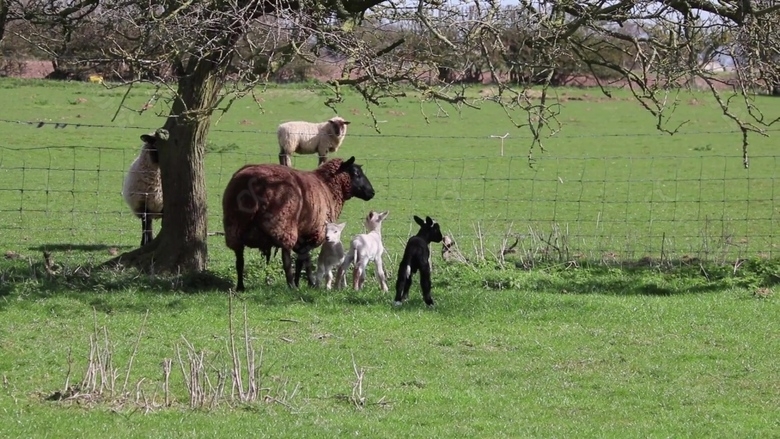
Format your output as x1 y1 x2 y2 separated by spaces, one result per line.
1 78 780 437
0 78 778 264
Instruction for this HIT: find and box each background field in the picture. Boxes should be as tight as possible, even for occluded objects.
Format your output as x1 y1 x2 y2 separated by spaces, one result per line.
1 78 779 438
1 79 779 267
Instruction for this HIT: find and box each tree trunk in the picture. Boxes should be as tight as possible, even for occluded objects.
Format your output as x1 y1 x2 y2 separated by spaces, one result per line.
0 0 8 44
106 57 228 273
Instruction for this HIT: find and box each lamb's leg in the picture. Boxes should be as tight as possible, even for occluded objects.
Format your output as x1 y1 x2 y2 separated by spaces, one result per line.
234 247 246 292
313 261 324 288
335 254 352 290
403 276 413 302
318 154 327 166
324 269 333 290
337 268 347 289
281 248 295 288
374 256 389 293
394 266 409 305
352 261 361 290
420 264 434 307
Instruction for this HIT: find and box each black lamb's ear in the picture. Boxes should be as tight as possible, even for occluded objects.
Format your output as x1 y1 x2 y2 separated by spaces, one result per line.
414 215 424 226
141 134 156 144
426 216 434 225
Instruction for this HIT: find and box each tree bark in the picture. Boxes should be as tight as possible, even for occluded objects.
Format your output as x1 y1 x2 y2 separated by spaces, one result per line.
105 55 228 273
0 0 8 44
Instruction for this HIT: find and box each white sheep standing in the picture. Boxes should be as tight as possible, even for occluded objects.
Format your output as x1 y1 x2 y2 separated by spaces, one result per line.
335 210 390 292
314 222 348 290
122 128 168 247
277 116 351 167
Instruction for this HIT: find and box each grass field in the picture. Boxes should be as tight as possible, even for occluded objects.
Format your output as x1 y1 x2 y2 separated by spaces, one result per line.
1 78 779 437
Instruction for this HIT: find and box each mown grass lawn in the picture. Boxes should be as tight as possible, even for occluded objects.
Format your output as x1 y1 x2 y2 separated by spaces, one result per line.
0 78 779 438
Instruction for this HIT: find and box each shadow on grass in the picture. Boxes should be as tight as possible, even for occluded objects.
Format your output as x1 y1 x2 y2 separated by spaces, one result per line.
2 254 779 314
0 257 234 296
27 244 132 253
443 257 780 296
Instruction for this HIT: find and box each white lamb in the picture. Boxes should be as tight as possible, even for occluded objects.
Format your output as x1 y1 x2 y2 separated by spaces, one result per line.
314 222 348 290
122 128 167 247
277 116 351 167
336 210 390 292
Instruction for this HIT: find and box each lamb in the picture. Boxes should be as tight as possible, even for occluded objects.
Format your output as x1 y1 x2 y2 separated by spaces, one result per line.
394 215 444 307
313 222 348 289
277 116 351 167
222 156 375 291
335 210 390 292
122 128 167 247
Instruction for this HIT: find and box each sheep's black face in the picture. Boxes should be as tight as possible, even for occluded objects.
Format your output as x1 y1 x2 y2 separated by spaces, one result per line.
427 220 444 243
340 157 375 201
414 215 443 243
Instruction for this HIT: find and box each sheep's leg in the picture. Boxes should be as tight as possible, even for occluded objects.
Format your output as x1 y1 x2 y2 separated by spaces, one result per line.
293 253 305 288
374 256 389 293
281 249 295 288
140 211 154 247
317 154 327 166
234 247 246 292
420 265 434 307
279 152 292 167
304 254 316 287
292 251 315 288
140 216 148 247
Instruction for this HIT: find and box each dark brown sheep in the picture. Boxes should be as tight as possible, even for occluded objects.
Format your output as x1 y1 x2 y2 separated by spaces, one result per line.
222 156 375 291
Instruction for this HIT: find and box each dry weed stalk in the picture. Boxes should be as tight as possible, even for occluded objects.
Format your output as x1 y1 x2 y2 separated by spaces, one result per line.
350 353 366 409
176 336 227 409
228 294 261 403
51 308 149 406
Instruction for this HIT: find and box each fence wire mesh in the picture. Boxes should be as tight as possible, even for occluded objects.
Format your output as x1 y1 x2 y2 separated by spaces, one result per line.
0 120 777 265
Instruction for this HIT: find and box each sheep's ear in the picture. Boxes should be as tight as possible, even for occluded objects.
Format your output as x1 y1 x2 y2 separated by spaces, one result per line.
140 134 156 144
426 216 434 225
380 210 389 220
339 156 356 171
337 222 347 231
343 120 351 125
414 215 424 226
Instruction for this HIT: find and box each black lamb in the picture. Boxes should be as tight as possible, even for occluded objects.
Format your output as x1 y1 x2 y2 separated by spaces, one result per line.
394 215 444 307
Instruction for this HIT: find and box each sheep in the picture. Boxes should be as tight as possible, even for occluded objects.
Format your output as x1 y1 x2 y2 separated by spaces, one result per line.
335 210 390 292
122 128 168 247
277 116 351 167
394 215 444 307
313 222 348 289
222 156 375 291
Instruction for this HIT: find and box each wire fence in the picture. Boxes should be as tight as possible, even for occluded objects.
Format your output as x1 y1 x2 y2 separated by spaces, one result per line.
0 119 777 266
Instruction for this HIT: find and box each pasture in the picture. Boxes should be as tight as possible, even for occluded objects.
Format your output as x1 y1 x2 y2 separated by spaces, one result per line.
0 78 779 437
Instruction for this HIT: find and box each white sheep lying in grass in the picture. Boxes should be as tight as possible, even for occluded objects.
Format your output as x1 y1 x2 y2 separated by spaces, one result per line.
122 128 167 247
335 210 390 292
277 116 350 167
